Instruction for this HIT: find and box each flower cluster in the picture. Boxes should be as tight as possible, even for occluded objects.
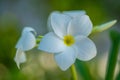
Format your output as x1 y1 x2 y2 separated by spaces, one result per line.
14 10 116 71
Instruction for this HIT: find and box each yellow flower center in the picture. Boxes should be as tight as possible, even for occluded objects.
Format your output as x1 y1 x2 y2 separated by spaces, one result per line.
64 35 75 46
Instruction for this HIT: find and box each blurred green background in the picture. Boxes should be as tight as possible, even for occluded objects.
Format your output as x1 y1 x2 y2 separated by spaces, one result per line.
0 0 120 80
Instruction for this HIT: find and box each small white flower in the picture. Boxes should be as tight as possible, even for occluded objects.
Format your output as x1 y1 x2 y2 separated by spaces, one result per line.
14 27 36 69
39 11 97 71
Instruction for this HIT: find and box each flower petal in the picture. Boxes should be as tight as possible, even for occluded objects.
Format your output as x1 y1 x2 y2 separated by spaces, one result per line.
38 32 66 53
22 27 36 35
47 12 54 32
50 12 71 38
47 12 60 32
63 10 86 18
54 47 76 71
16 27 36 51
14 49 26 69
68 15 93 36
75 36 97 61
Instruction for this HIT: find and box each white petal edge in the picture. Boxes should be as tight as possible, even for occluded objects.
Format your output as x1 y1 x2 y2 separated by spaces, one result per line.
63 10 86 18
16 28 36 51
22 27 36 35
14 49 26 69
51 12 71 38
54 47 76 71
38 32 66 53
68 15 93 36
47 11 59 32
47 13 53 32
75 36 97 61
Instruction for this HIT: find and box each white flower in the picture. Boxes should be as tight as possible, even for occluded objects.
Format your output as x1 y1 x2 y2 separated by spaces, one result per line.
14 27 36 69
39 11 97 71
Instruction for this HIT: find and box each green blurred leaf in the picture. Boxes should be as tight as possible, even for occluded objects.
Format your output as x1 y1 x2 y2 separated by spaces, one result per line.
105 30 120 80
116 71 120 80
75 60 93 80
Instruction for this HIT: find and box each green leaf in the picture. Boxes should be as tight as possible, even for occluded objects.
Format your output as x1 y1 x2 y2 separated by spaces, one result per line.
91 20 117 34
75 60 93 80
116 71 120 80
105 30 120 80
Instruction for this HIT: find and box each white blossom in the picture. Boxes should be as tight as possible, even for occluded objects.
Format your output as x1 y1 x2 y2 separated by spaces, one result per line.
14 27 36 69
39 11 97 71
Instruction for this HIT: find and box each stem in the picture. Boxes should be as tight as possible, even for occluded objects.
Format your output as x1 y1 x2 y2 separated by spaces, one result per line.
105 31 120 80
70 64 78 80
75 60 93 80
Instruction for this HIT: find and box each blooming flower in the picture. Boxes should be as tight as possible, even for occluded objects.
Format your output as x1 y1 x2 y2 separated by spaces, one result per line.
39 11 97 71
14 27 36 69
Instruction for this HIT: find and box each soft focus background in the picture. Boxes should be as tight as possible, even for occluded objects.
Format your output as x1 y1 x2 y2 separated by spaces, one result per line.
0 0 120 80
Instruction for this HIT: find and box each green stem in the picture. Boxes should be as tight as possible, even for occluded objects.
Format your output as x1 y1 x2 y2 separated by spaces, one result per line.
105 31 120 80
75 60 93 80
70 64 78 80
36 35 43 43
